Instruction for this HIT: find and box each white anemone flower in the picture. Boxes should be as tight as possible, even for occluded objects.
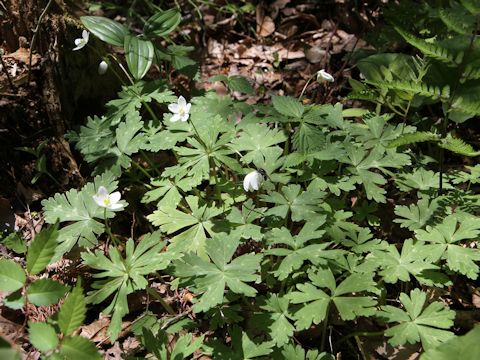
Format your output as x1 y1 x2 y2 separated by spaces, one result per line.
317 69 334 83
168 96 191 122
93 186 124 210
73 30 89 51
98 60 108 75
243 169 266 192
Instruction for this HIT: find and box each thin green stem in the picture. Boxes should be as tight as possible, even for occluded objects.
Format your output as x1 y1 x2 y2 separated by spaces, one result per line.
104 208 119 247
320 304 330 352
28 0 54 82
140 150 162 176
131 159 152 179
146 287 175 315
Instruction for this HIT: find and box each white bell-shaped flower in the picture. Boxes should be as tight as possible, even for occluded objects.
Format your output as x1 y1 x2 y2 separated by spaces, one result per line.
73 30 89 51
168 96 191 122
243 170 265 192
317 69 334 83
93 186 124 210
98 60 108 75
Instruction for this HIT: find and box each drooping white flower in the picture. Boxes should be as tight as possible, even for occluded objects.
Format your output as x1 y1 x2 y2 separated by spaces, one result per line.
98 60 108 75
317 69 334 83
243 170 265 192
93 186 124 210
73 30 89 51
168 96 191 122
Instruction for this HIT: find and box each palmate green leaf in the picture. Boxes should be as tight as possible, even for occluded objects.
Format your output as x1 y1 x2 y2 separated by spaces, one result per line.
148 196 225 258
26 222 59 275
41 171 125 257
27 278 69 306
266 222 344 280
28 322 58 352
66 115 115 164
273 343 333 360
60 335 101 360
349 114 416 149
209 326 274 360
394 197 440 231
420 325 480 360
58 282 87 336
106 81 176 120
142 328 204 360
395 168 449 193
415 214 480 279
378 289 455 350
115 110 145 156
82 232 175 340
174 234 262 312
124 35 155 80
289 269 377 330
226 199 265 241
339 227 387 254
0 259 25 292
254 295 295 346
261 184 326 222
230 123 287 165
143 177 187 208
367 239 450 286
344 145 411 203
271 95 304 119
81 16 129 46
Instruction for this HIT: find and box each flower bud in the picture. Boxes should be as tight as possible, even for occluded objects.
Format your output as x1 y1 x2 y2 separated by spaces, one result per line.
98 60 108 75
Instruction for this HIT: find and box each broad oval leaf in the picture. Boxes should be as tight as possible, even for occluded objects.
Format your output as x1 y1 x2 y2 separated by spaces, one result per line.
27 278 69 307
272 95 304 118
60 336 101 360
28 322 59 352
124 35 155 80
143 9 182 38
81 16 129 47
58 283 87 336
26 223 60 275
0 259 26 292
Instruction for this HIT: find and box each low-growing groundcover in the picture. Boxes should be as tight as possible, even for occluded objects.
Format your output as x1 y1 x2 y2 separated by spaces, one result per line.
1 1 480 359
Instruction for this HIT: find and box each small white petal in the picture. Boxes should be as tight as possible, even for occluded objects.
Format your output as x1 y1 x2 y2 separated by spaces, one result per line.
185 103 192 113
98 186 109 196
109 191 121 204
74 38 82 46
82 30 89 42
180 113 189 122
170 114 181 122
168 103 180 113
92 195 104 207
109 203 124 210
178 96 187 107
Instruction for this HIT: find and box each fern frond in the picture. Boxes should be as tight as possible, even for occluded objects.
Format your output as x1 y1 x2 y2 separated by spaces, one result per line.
439 134 480 157
462 64 480 81
394 27 462 64
388 131 439 148
369 80 449 100
347 90 380 103
438 7 475 35
451 96 480 115
460 0 480 15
